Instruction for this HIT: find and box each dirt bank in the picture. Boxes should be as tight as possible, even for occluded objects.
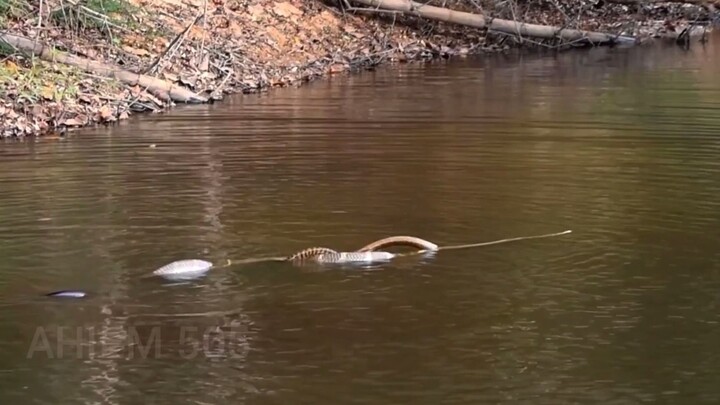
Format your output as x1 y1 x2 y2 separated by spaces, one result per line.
0 0 716 138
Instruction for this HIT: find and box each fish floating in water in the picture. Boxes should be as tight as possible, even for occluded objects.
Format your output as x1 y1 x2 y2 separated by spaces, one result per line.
45 290 87 298
152 259 214 279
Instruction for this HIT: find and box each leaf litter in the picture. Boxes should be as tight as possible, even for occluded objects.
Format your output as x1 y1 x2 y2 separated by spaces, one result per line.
0 0 716 138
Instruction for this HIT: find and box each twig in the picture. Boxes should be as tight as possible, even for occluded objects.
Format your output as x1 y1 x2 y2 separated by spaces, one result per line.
341 6 404 15
78 5 129 32
38 0 44 30
548 0 570 26
209 68 234 100
53 0 129 33
509 0 523 45
467 0 484 13
122 84 160 114
382 9 397 51
199 0 208 70
32 0 44 67
489 29 556 49
144 13 203 75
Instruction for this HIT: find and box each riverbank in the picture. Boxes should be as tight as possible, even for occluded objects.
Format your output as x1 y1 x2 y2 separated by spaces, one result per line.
0 0 716 138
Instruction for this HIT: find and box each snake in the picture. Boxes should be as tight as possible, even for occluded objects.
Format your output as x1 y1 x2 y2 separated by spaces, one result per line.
46 230 573 296
281 230 572 264
160 229 573 271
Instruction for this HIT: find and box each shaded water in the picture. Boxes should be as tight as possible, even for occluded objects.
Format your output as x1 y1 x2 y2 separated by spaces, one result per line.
2 36 720 404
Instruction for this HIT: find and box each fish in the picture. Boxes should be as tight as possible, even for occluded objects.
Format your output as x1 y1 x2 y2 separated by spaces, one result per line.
152 259 214 278
45 290 87 298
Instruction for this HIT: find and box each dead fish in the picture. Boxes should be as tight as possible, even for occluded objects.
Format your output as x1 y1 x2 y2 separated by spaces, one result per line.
45 290 87 298
152 259 213 278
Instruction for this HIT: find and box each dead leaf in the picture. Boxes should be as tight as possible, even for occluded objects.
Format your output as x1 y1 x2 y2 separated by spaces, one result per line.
75 47 98 59
180 75 198 88
130 85 142 97
266 26 288 48
122 34 145 46
273 2 302 18
158 0 184 7
122 45 151 57
248 4 265 21
63 118 84 126
4 60 19 75
32 105 44 117
199 71 217 80
199 53 209 72
329 64 346 73
162 73 179 82
229 21 244 37
119 111 129 120
189 26 208 41
154 37 170 51
41 86 55 101
311 10 339 30
99 105 113 120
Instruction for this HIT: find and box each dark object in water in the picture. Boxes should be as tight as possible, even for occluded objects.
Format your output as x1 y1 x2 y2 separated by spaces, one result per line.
45 290 87 298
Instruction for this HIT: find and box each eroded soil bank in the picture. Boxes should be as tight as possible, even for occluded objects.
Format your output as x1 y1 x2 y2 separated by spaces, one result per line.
0 0 716 138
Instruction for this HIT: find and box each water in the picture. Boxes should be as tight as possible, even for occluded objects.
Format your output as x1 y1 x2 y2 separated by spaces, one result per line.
1 36 720 404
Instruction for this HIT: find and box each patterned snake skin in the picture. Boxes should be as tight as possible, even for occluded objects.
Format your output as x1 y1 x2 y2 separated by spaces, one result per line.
286 247 395 264
285 235 442 264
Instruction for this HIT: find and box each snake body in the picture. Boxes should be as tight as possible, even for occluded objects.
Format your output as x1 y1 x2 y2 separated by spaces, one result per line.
286 247 395 264
286 247 339 262
357 235 439 252
283 235 438 264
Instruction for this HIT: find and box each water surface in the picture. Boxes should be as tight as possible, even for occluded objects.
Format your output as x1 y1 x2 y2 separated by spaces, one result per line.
1 36 720 404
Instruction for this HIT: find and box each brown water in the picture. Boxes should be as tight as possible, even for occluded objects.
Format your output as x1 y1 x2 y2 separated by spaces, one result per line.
1 36 720 404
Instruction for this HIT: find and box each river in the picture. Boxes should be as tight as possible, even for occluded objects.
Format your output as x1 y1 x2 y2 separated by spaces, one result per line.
1 35 720 404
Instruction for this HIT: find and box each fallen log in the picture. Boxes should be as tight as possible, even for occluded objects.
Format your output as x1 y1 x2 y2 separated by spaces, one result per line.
0 33 207 104
605 0 717 5
348 0 638 46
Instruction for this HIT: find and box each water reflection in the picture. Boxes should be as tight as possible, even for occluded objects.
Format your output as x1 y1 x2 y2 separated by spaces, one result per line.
1 34 720 403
